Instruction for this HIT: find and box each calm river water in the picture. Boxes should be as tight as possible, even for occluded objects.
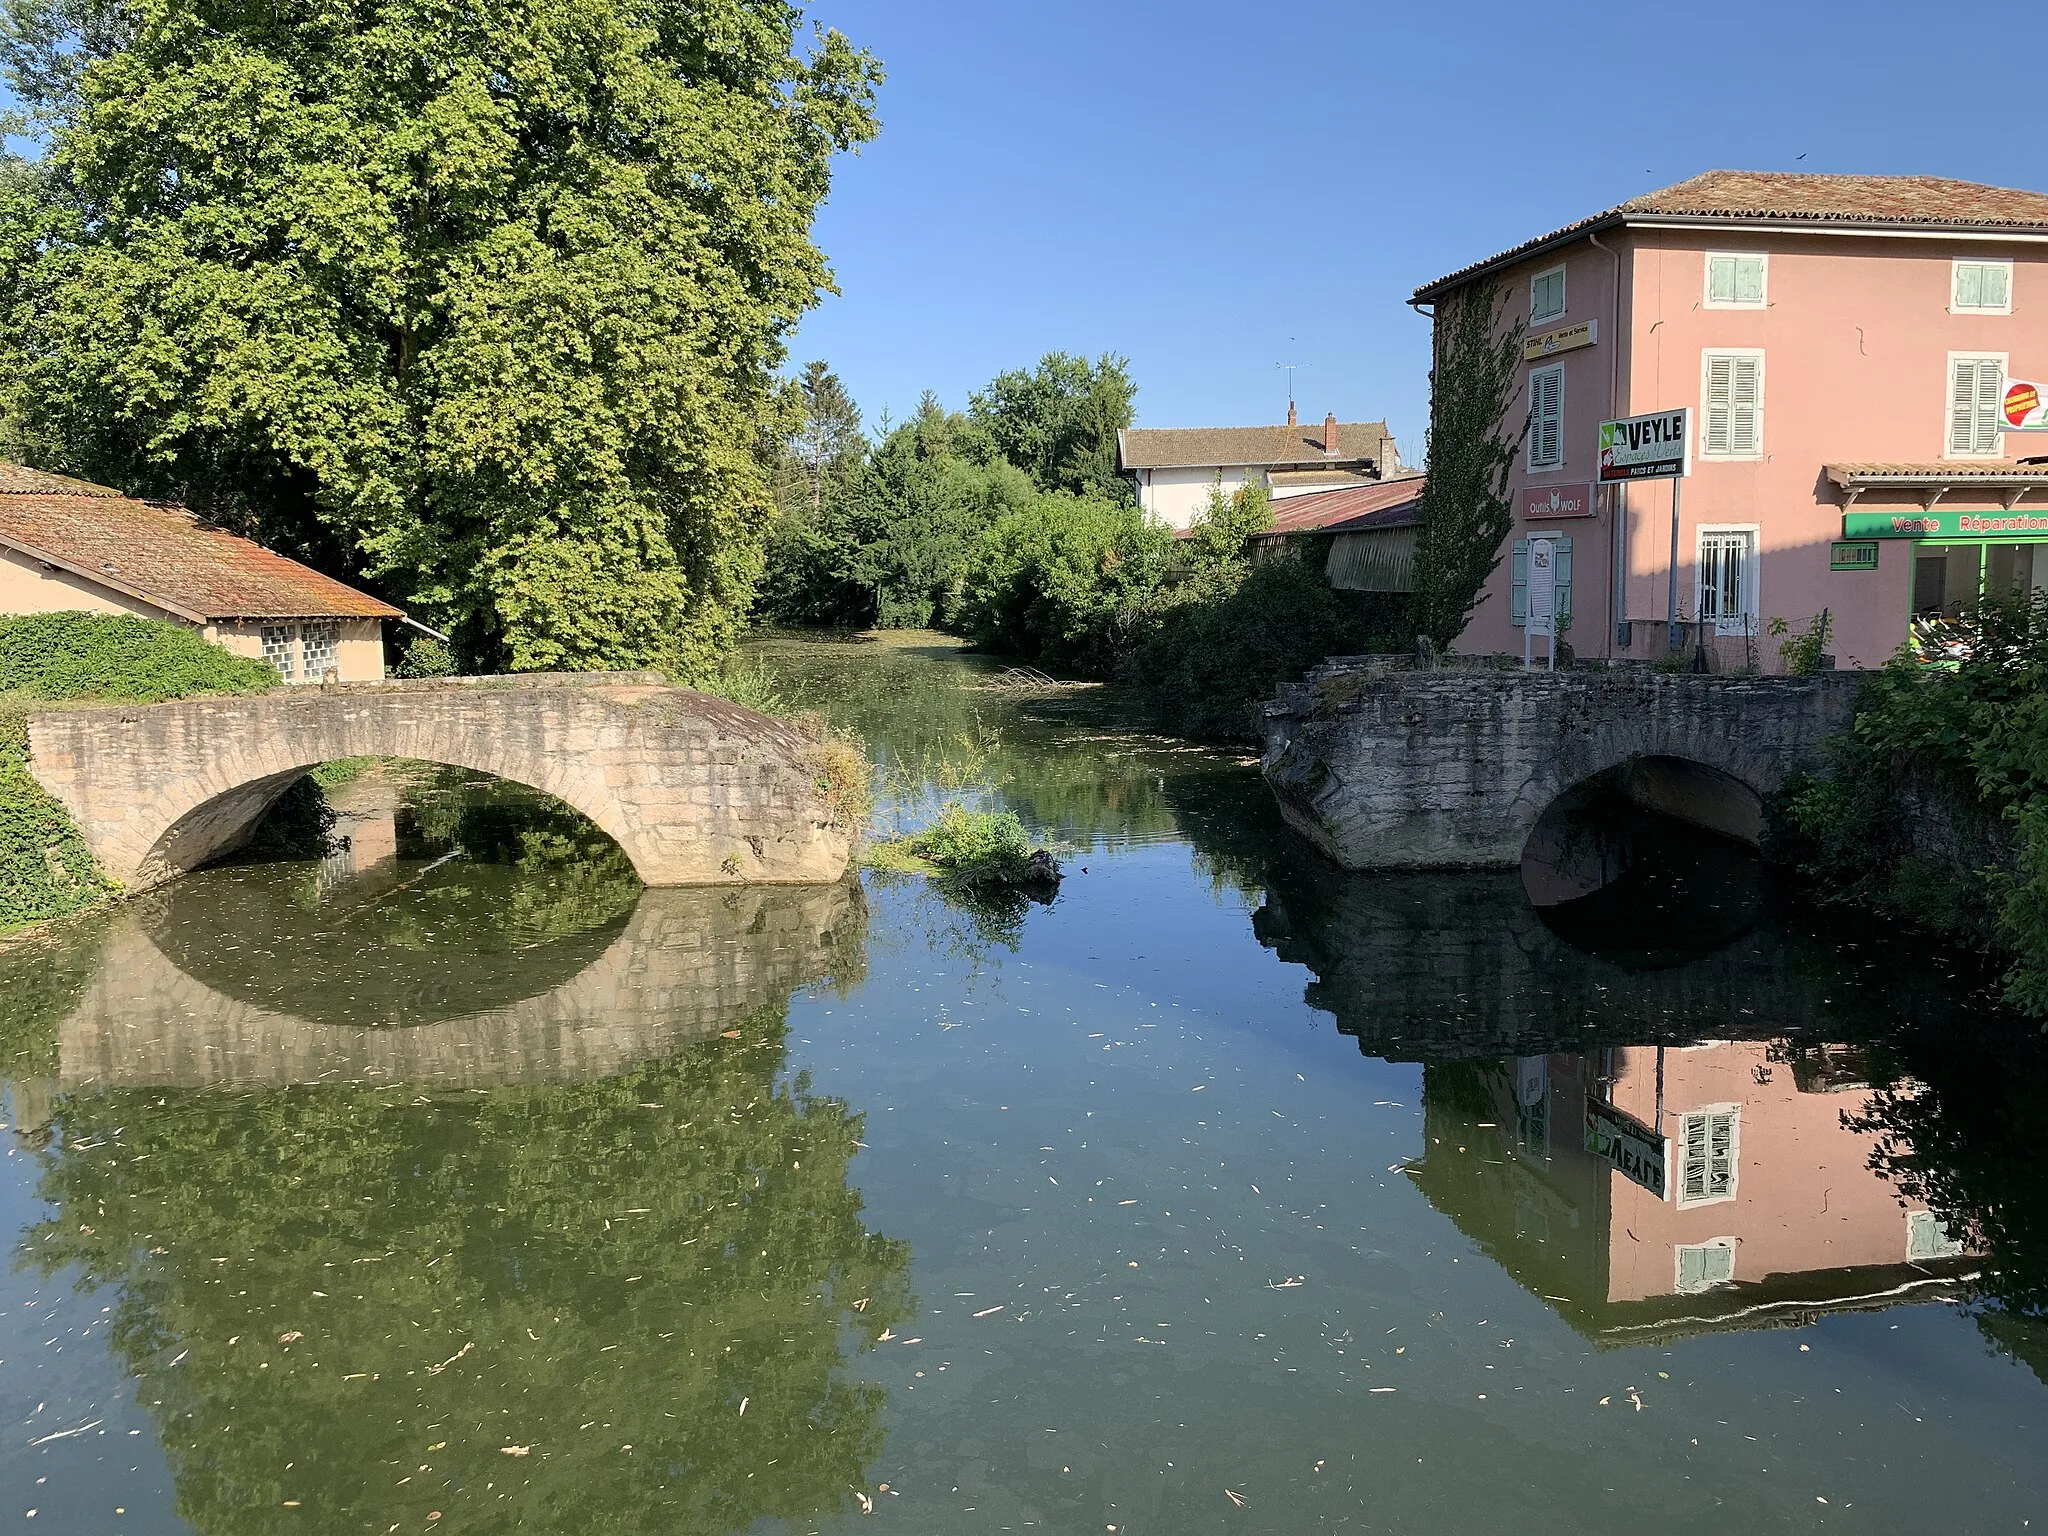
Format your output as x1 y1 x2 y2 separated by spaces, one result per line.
0 632 2043 1534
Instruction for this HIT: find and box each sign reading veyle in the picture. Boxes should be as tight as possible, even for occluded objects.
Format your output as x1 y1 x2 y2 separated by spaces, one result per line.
1519 483 1594 520
1585 1098 1669 1200
1598 408 1691 482
1523 319 1597 362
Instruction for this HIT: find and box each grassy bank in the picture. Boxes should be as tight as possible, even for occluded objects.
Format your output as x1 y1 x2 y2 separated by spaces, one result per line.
0 613 279 934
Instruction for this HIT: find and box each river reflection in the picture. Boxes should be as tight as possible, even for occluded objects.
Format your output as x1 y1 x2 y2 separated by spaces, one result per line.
2 635 2044 1533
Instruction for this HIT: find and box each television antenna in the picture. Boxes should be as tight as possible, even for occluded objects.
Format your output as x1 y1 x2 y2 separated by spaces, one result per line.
1275 360 1302 414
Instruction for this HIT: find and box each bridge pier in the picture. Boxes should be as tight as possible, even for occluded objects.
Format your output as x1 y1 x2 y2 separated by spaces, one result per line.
25 674 856 890
1258 661 1862 871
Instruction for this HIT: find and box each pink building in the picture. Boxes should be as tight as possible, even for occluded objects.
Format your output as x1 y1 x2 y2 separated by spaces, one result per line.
1411 172 2048 671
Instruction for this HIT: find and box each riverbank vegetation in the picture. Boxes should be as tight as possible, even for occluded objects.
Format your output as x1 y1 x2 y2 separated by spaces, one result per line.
759 361 1409 739
0 0 879 677
1775 591 2048 1017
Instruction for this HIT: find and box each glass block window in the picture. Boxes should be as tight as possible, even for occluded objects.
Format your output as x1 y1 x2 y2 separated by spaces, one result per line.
301 622 340 682
261 624 296 681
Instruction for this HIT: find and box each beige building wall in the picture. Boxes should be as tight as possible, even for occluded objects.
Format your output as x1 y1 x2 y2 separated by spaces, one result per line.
0 545 184 622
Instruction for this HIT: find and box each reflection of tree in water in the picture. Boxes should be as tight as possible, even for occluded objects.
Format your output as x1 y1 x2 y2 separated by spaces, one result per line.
1845 1019 2048 1326
26 1004 914 1534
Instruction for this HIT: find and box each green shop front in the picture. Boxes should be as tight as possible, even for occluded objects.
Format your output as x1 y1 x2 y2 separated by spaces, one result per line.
1829 465 2048 658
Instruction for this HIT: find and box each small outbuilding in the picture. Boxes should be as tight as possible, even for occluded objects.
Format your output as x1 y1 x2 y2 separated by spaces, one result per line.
0 462 401 682
1245 475 1426 592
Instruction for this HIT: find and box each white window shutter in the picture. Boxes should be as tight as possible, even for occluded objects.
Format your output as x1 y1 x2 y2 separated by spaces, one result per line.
1956 265 1983 309
1975 359 2004 454
1950 360 1981 454
1735 257 1764 303
1984 264 2011 309
1730 356 1760 454
1511 539 1529 625
1705 356 1734 454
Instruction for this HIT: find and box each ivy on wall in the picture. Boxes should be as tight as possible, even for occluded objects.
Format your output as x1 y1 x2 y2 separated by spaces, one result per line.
1411 281 1527 650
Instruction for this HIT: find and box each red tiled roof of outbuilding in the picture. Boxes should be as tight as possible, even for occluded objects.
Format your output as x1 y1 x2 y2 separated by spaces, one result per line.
0 463 400 622
1255 476 1426 537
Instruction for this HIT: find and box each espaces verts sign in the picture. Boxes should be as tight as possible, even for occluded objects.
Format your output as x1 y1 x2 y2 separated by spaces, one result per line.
1842 509 2048 540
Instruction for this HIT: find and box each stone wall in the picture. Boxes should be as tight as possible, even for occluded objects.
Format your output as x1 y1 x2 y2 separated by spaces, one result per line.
25 672 854 889
1259 660 1861 870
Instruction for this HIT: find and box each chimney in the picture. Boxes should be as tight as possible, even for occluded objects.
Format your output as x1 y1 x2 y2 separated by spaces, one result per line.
1287 400 1297 428
1323 413 1339 457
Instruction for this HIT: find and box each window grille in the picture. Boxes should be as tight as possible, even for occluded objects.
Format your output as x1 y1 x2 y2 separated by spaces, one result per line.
1698 531 1758 637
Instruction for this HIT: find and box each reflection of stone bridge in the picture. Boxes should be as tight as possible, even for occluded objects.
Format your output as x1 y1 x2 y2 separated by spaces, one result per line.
57 882 864 1090
26 674 851 890
1260 664 1860 869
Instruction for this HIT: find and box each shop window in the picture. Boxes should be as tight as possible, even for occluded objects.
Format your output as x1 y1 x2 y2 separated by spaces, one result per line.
1527 364 1564 469
1698 529 1758 636
1674 1239 1737 1294
1677 1107 1739 1207
261 624 295 681
1986 542 2047 601
1530 265 1565 324
301 622 340 682
1952 260 2012 314
1705 253 1767 308
1948 355 2007 457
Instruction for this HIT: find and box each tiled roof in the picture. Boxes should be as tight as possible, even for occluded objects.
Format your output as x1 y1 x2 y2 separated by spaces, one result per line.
0 464 400 622
1415 171 2048 300
1254 476 1426 536
1825 461 2048 483
1119 421 1395 471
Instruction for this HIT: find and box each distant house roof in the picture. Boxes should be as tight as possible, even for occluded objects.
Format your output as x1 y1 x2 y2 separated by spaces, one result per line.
0 463 401 624
1414 171 2048 301
1252 476 1426 537
1118 421 1395 472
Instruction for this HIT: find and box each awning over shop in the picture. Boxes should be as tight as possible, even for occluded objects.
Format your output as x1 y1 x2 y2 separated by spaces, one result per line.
1827 461 2048 512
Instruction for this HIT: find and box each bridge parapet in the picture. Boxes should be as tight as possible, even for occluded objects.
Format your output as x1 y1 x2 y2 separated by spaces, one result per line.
26 673 854 890
1259 660 1862 870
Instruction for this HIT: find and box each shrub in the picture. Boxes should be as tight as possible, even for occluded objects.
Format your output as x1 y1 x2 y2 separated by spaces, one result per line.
395 635 457 678
1120 556 1412 741
953 493 1173 674
0 611 279 701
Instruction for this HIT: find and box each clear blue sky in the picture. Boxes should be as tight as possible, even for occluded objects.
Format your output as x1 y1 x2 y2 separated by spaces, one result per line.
795 0 2048 457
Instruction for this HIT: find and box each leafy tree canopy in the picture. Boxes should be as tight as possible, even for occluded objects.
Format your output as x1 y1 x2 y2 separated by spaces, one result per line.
970 352 1137 502
0 0 881 676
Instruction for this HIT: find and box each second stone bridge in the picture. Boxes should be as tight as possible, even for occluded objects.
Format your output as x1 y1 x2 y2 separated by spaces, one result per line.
1259 661 1862 870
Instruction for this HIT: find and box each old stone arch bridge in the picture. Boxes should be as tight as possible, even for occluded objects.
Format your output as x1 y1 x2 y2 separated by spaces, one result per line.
25 674 854 892
1259 662 1862 870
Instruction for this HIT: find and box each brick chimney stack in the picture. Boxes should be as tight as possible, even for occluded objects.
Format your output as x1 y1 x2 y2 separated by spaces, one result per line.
1287 400 1297 428
1323 412 1339 456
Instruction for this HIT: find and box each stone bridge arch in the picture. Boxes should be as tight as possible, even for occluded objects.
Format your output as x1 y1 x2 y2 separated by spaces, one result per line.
1260 665 1862 871
26 674 852 891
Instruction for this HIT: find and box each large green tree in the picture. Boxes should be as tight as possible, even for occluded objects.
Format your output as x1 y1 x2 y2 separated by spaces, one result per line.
0 0 880 674
970 351 1136 502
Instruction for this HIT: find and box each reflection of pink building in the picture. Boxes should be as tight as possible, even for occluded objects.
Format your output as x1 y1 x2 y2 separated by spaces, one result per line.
1600 1041 1963 1304
1411 1041 1972 1343
1411 172 2048 671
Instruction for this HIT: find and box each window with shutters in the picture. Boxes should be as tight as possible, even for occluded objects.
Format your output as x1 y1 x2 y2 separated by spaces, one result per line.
1906 1211 1965 1262
1704 253 1767 308
261 624 296 682
1698 528 1759 637
1674 1240 1738 1294
1526 364 1565 469
1701 350 1763 458
1677 1107 1739 1207
1951 259 2013 314
1947 354 2008 457
1530 265 1565 323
